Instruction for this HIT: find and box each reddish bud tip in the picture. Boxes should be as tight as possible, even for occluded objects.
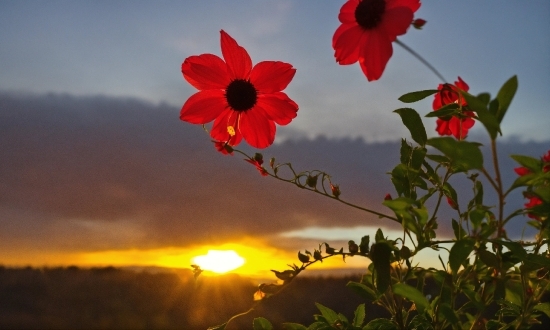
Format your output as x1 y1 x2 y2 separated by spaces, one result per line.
384 193 392 201
330 183 341 198
446 197 458 210
412 18 427 29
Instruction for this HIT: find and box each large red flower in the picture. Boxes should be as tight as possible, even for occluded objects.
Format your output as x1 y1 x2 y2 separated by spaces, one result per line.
433 77 475 140
180 30 298 149
332 0 421 81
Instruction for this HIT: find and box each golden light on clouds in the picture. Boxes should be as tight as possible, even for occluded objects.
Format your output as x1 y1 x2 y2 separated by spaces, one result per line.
192 250 244 273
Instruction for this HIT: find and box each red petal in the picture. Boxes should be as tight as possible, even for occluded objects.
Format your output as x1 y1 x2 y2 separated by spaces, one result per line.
239 108 276 148
333 24 364 65
180 90 227 124
211 109 243 146
181 54 230 90
359 30 393 81
386 0 421 12
250 61 296 93
456 77 469 92
448 117 475 140
380 7 413 40
338 0 359 23
256 92 298 125
220 30 252 79
436 119 451 136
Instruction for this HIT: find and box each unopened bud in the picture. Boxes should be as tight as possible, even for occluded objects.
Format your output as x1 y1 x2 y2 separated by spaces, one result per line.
384 193 392 201
330 183 341 198
412 18 426 29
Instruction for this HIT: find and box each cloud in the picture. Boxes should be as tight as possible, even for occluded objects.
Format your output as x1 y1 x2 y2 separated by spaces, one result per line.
1 92 547 257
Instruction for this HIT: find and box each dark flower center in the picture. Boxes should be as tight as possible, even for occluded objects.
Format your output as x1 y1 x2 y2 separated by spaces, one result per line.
355 0 386 30
225 79 257 111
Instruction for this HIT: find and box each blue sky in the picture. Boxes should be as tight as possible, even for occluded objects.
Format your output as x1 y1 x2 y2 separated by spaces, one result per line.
1 1 549 142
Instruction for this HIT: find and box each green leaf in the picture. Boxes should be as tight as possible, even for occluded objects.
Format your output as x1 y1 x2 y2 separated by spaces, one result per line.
477 249 499 268
496 241 527 259
495 75 518 123
442 182 458 206
394 108 427 146
426 137 483 172
347 281 378 300
449 238 475 275
353 304 366 327
363 318 398 330
315 303 339 324
505 280 523 307
282 323 307 330
392 283 430 313
461 91 501 139
477 92 491 105
535 185 550 203
425 103 460 118
511 155 541 172
306 322 333 330
533 302 550 318
253 317 273 330
398 89 438 103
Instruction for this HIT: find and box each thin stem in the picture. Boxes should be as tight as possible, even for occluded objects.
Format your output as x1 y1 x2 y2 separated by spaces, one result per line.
490 139 505 235
395 39 447 83
481 167 499 192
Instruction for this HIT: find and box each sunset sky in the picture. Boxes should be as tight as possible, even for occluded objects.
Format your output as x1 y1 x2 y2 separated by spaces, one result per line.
1 1 549 279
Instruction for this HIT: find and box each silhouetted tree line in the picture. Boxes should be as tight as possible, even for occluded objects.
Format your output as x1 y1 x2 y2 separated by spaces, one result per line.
0 266 547 329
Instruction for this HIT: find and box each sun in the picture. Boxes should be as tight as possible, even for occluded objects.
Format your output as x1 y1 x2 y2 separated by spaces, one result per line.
192 250 245 274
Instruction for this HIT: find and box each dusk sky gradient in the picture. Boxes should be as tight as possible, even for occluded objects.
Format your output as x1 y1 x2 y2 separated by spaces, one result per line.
1 1 549 277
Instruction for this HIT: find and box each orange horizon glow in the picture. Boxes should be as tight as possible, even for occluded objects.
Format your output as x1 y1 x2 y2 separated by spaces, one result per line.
0 238 375 279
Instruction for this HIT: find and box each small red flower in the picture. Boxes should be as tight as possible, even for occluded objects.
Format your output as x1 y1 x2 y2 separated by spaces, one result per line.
514 167 531 176
433 77 475 140
180 30 298 149
245 159 268 176
213 141 234 155
332 0 421 81
412 18 426 29
525 196 543 220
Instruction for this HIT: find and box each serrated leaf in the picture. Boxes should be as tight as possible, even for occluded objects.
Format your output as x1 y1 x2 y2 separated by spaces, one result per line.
392 283 430 313
495 75 518 123
353 304 366 327
398 89 438 103
394 108 427 146
315 303 339 324
253 317 273 330
449 238 475 275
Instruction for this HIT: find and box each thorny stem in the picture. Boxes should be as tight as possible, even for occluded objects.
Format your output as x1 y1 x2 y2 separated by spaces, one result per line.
395 39 447 83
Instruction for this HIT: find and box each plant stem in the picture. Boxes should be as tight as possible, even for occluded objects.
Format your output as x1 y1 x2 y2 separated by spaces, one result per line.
395 39 447 83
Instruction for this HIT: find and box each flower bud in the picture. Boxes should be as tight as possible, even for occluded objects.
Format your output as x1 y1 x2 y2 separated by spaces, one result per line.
306 175 318 188
446 197 458 210
384 193 392 201
330 183 341 198
348 240 359 254
412 18 426 29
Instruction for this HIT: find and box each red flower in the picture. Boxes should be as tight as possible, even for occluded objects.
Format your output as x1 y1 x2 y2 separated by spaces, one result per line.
245 159 268 176
180 30 298 149
332 0 421 81
524 196 543 220
433 77 475 140
514 167 531 176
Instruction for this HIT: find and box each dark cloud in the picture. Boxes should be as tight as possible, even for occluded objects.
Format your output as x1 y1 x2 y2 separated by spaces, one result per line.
1 92 547 254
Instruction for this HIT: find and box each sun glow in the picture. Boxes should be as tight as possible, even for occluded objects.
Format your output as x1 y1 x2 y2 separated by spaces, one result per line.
192 250 245 273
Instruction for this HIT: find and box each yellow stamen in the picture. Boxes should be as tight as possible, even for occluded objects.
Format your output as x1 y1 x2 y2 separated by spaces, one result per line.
227 126 235 136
